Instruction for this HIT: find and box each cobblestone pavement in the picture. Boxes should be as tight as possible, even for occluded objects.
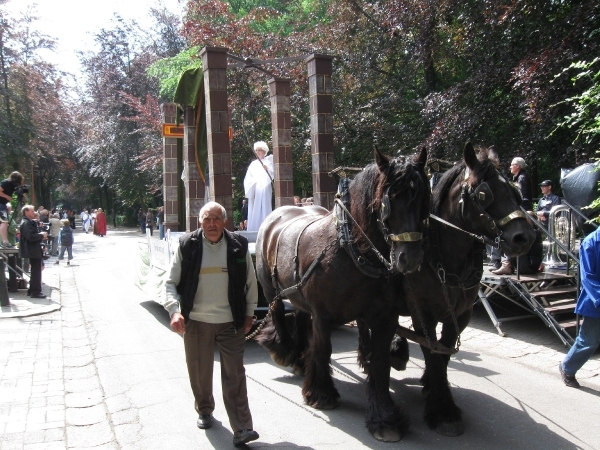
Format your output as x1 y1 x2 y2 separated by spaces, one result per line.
0 228 599 449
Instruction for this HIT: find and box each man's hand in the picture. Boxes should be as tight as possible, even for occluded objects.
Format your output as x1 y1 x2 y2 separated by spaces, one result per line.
170 312 186 334
244 316 254 334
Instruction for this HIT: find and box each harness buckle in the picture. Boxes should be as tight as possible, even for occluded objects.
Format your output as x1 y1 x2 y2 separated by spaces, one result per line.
437 265 446 284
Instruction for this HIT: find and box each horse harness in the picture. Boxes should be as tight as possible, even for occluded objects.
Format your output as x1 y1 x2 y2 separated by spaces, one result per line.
333 177 422 278
268 175 422 306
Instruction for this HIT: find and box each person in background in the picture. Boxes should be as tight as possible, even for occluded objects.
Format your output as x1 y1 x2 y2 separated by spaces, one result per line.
138 208 146 234
38 207 49 223
0 171 24 248
157 206 165 240
164 202 260 446
55 219 74 265
48 213 62 256
536 180 561 228
146 208 155 236
239 199 248 231
19 204 48 298
96 208 107 237
81 209 91 234
243 141 274 231
490 156 532 274
509 156 532 211
91 209 97 235
559 226 600 388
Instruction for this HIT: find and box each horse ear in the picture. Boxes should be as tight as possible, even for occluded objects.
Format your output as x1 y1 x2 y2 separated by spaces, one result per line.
374 146 390 171
413 146 427 169
463 142 479 170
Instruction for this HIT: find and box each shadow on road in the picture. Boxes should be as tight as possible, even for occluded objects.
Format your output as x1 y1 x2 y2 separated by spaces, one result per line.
140 300 172 331
241 327 585 450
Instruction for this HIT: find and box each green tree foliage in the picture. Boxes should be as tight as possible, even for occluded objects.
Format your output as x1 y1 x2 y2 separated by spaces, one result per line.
77 11 186 212
179 0 600 191
553 57 600 218
0 7 78 208
147 45 201 101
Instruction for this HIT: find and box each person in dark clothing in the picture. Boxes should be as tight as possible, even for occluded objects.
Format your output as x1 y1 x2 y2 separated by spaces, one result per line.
138 208 146 233
19 204 48 298
145 209 154 236
509 156 532 211
536 180 561 228
240 199 248 230
491 156 533 274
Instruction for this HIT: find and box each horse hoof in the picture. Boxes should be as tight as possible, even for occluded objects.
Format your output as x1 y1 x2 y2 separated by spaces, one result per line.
292 363 305 377
435 421 465 437
374 428 402 442
391 356 407 371
310 400 338 410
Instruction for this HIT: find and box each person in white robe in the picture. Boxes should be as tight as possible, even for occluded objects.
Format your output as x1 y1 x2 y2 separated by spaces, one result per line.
244 141 274 231
80 209 90 233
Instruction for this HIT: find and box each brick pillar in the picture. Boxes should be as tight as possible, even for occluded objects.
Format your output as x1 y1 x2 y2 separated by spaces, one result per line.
269 78 294 208
201 46 234 230
161 102 180 232
307 54 335 210
183 106 205 231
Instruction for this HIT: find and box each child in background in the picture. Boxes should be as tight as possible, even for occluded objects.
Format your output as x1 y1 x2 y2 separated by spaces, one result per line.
55 219 74 265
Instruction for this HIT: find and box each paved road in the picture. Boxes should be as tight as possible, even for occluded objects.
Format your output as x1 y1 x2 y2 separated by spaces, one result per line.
1 228 599 449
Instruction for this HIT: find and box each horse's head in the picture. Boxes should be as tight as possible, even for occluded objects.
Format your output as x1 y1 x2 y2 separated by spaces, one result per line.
458 142 535 256
370 146 430 273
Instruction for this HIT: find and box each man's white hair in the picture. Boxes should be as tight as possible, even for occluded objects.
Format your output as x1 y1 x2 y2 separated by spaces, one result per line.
511 157 527 169
22 204 34 214
199 201 227 221
254 141 269 154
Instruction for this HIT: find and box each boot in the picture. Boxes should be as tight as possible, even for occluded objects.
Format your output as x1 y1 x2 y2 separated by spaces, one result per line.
492 260 513 275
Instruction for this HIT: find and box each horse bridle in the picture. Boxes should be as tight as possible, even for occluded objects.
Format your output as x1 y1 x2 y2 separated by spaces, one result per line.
379 185 424 244
459 170 529 244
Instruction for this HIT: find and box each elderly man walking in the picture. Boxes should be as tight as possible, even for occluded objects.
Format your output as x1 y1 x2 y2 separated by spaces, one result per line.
164 202 260 446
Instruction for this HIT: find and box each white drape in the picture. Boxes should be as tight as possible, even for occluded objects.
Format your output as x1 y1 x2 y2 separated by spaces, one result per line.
243 155 274 231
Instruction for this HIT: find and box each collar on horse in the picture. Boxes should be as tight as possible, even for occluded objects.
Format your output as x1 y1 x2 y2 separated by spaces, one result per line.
333 177 422 278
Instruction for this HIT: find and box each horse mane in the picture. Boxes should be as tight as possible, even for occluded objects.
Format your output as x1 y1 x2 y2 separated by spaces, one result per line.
432 147 498 215
349 156 427 243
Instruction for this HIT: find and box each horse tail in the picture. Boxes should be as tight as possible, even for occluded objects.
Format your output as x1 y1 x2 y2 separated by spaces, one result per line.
256 297 298 368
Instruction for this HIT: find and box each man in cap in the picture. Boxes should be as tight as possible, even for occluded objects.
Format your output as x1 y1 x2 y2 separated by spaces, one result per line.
536 180 561 228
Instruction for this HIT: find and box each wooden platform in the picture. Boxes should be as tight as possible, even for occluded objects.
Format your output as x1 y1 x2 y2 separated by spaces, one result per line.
478 265 578 346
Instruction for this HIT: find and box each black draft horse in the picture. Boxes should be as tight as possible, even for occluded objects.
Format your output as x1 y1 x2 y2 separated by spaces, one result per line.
256 147 430 442
360 142 536 438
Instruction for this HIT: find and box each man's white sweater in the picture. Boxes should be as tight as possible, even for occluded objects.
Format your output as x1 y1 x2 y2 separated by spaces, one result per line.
165 233 258 322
